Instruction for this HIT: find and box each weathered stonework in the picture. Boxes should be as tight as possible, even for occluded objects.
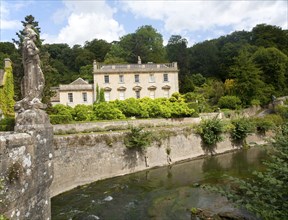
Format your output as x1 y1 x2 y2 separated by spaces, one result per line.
0 109 53 220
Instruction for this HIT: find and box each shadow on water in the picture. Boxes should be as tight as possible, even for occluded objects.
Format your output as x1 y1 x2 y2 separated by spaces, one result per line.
51 147 268 220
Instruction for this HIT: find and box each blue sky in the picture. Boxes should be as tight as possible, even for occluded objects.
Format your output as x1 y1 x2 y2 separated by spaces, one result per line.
1 0 287 47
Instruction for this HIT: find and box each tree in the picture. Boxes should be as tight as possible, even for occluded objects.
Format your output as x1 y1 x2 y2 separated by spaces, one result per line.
84 39 111 62
118 25 166 63
251 24 288 55
253 47 288 92
166 35 190 91
230 49 265 105
189 40 220 78
13 15 42 50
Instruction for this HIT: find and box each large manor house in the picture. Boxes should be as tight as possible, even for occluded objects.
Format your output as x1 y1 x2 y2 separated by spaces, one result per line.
52 58 179 107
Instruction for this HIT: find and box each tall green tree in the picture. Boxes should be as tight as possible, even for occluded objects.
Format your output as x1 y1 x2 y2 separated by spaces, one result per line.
253 47 288 92
84 39 111 62
118 25 166 63
251 24 288 55
166 35 190 92
189 40 220 78
230 49 265 105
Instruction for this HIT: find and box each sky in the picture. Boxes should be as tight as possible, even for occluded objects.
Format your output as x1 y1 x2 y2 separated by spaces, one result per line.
0 0 287 47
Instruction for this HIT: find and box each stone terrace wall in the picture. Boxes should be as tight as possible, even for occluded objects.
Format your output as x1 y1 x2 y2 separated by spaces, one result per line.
51 127 267 197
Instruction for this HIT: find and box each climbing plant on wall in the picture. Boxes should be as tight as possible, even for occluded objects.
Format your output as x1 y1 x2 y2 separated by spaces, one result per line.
0 66 15 116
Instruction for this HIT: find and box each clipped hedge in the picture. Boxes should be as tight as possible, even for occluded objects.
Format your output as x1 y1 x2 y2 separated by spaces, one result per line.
49 115 73 124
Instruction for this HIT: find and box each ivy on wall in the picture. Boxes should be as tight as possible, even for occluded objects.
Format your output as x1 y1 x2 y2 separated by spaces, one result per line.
0 66 15 116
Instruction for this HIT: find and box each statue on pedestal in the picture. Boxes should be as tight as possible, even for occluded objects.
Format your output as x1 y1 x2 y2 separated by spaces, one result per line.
15 24 46 112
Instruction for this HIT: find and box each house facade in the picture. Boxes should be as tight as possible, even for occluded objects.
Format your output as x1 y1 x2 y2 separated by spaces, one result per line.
51 59 179 106
51 78 94 107
93 60 179 101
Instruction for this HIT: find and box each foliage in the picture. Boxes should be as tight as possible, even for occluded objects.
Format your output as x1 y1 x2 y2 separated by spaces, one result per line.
230 118 253 141
0 117 15 131
250 99 261 106
252 115 280 134
253 47 288 92
0 66 15 116
275 105 288 120
218 95 241 110
124 126 152 151
93 102 125 120
198 118 224 146
49 115 73 124
205 123 288 219
230 48 265 106
73 104 94 121
49 104 74 122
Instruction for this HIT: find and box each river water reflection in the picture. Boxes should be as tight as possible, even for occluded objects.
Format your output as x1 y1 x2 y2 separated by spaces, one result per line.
51 147 267 220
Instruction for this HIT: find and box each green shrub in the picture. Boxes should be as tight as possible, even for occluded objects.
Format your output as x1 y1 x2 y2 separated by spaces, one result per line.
253 116 276 134
113 98 141 117
275 105 288 120
0 117 15 131
49 104 74 122
230 118 253 141
124 126 152 151
250 99 261 106
73 104 94 121
49 115 72 124
198 118 224 146
93 102 125 120
218 95 241 109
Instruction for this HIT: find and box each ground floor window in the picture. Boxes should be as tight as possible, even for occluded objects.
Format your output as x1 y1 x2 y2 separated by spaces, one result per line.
68 92 73 102
136 91 140 99
149 90 155 99
119 91 125 100
163 89 169 98
104 92 110 102
82 92 87 102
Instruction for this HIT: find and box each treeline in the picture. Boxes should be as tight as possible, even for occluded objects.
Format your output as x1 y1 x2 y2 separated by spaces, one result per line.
0 15 287 107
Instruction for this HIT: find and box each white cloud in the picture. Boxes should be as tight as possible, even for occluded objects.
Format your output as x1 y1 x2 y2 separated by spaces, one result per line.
49 0 125 46
0 1 21 30
120 0 287 36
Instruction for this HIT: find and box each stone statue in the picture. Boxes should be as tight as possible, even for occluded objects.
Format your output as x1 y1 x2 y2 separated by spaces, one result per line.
15 24 46 112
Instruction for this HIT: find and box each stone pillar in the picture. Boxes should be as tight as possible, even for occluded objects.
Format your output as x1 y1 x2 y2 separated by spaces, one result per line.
9 109 53 220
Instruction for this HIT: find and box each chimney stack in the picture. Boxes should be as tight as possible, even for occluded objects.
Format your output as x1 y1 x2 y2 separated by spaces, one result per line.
4 58 12 69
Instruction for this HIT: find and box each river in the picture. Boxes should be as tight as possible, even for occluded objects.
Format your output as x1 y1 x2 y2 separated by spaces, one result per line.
51 147 267 220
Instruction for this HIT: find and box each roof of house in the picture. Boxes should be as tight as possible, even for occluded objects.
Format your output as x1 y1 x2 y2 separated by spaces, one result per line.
59 78 93 91
70 78 89 85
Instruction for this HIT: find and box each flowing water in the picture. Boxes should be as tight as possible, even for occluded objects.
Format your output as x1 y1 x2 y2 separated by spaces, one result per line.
51 147 268 220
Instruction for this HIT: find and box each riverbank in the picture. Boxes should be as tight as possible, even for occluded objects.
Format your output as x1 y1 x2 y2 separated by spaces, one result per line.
51 125 269 197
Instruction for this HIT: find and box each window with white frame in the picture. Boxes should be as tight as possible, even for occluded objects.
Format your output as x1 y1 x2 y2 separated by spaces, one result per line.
135 74 140 83
149 90 155 99
104 91 110 101
119 75 124 83
68 92 73 102
163 89 169 98
136 91 140 99
119 91 125 100
163 73 169 82
149 74 155 83
104 75 109 83
82 92 87 102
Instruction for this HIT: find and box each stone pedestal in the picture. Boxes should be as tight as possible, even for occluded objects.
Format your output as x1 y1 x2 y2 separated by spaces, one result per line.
0 109 53 220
